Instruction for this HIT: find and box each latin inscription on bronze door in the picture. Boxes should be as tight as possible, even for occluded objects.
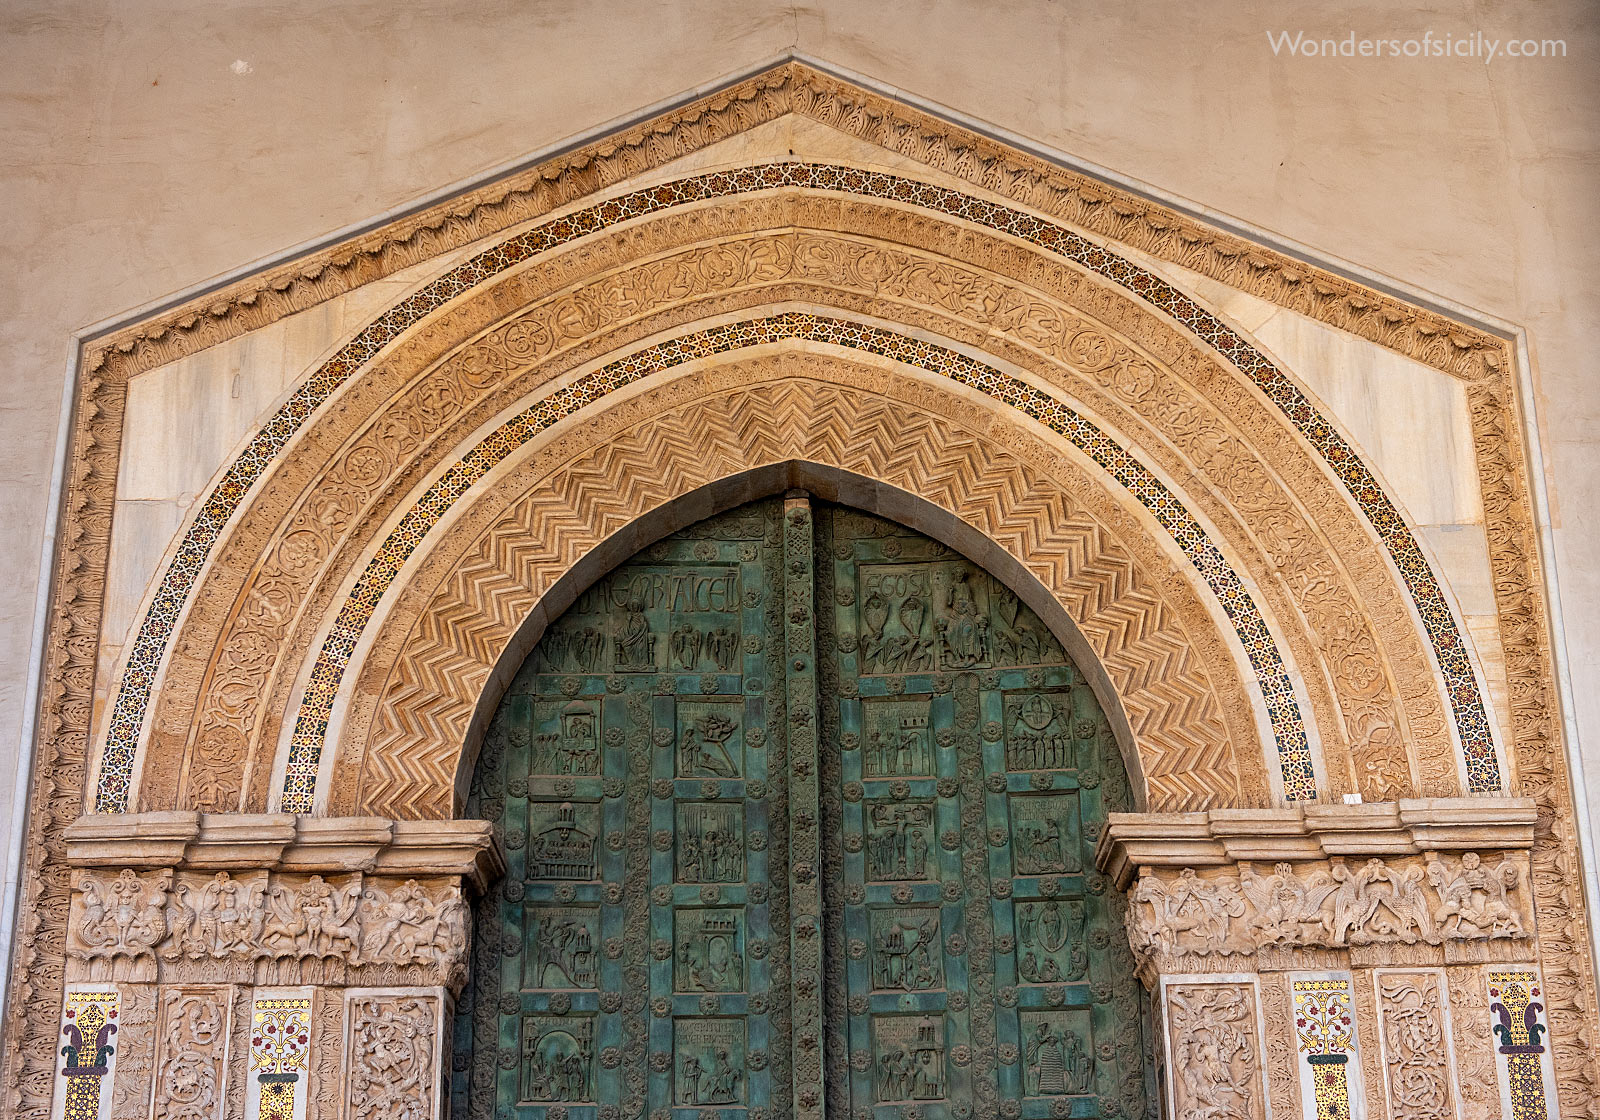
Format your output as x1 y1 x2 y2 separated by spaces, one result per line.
454 499 1153 1119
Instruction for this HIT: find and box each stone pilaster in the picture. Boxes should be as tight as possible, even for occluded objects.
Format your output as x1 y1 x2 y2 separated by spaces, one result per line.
1100 797 1543 1120
43 814 496 1120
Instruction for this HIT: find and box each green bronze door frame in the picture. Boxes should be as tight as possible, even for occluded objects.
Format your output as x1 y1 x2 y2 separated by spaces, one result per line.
452 494 1155 1120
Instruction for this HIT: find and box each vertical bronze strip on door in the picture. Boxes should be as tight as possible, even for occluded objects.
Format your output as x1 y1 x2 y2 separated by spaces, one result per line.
781 491 827 1119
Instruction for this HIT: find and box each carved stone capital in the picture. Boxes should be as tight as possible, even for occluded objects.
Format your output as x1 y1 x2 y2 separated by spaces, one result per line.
1120 850 1534 980
63 811 503 889
67 867 472 991
1095 797 1536 889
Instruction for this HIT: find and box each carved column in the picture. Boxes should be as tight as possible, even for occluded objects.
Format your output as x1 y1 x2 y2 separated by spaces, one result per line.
1099 797 1544 1120
48 813 498 1120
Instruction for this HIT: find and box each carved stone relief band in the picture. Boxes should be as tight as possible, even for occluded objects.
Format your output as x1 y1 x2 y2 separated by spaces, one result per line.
59 814 498 990
51 819 483 1120
1097 797 1539 977
277 312 1312 810
94 164 1501 815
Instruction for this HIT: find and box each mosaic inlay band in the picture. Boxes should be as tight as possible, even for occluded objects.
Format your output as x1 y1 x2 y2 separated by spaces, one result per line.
96 162 1499 813
275 311 1312 810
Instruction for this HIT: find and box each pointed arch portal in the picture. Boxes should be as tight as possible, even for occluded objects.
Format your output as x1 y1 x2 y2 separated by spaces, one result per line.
455 495 1154 1118
7 60 1590 1120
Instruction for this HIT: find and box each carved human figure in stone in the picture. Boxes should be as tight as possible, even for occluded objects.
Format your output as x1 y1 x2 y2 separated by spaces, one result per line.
263 875 360 958
1134 868 1244 955
1427 852 1522 938
1240 862 1314 945
361 880 440 964
167 873 267 958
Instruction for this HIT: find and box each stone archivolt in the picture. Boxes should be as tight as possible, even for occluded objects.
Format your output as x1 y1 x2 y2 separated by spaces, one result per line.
4 62 1593 1120
335 357 1259 818
139 207 1442 822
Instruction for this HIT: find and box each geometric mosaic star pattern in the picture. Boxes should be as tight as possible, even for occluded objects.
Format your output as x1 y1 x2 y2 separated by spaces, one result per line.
95 162 1500 813
279 311 1313 811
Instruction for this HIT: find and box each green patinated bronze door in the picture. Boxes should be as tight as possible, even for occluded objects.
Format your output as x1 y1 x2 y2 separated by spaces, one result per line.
452 497 1154 1120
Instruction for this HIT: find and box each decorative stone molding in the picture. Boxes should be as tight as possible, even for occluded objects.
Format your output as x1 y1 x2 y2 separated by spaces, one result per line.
1101 800 1539 984
1095 796 1537 888
61 812 500 888
1123 852 1532 971
65 868 471 990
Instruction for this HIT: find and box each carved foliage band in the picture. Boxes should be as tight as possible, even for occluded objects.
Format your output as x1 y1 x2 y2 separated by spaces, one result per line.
152 987 234 1120
1375 971 1454 1120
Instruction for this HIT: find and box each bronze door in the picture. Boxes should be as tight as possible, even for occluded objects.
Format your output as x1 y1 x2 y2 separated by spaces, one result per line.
453 497 1152 1120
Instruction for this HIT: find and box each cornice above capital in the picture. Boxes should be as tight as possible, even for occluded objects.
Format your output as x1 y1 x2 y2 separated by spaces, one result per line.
1095 796 1536 889
63 812 503 891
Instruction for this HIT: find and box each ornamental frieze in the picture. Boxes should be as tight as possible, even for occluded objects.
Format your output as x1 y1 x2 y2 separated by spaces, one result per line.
66 868 470 989
1125 852 1532 967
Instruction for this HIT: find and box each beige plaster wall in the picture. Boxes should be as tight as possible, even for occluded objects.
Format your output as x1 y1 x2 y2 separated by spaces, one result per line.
3 0 1596 984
